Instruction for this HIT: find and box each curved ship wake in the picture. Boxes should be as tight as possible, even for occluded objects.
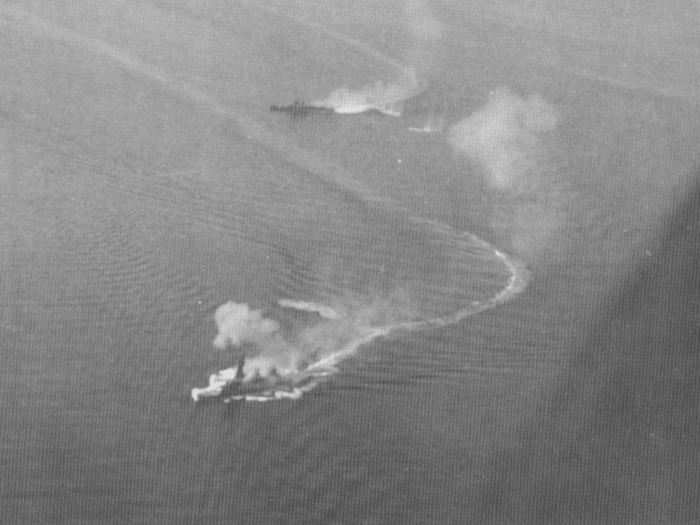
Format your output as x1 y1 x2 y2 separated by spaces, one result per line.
191 242 530 403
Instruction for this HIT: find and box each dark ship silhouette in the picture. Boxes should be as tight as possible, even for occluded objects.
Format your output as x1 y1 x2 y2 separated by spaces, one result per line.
269 100 332 118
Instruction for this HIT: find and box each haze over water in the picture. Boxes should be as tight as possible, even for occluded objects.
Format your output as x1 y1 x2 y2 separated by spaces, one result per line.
2 1 699 523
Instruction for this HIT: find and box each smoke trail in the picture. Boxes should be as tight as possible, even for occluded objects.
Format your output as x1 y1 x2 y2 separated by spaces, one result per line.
448 88 559 191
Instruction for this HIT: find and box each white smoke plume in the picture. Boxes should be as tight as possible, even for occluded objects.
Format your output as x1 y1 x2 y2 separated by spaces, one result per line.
210 299 375 376
212 301 280 349
448 88 559 190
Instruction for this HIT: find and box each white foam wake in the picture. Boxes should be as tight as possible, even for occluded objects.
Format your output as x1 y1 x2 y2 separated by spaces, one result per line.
191 230 530 403
408 115 446 134
278 299 342 320
311 69 424 117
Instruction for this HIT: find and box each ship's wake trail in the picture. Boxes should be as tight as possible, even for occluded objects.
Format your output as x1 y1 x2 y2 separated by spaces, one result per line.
408 114 447 134
311 68 424 117
192 227 530 402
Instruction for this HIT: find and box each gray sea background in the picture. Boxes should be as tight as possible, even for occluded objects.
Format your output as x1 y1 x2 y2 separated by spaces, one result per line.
1 1 699 523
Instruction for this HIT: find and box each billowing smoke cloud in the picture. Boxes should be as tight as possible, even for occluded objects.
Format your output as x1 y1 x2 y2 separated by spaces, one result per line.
212 301 280 349
210 301 306 382
448 88 559 190
209 298 390 379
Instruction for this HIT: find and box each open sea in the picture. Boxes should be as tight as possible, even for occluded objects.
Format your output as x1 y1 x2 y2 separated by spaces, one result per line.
1 1 699 523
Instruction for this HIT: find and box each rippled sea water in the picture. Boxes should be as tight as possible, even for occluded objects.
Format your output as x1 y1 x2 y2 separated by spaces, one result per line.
2 1 700 523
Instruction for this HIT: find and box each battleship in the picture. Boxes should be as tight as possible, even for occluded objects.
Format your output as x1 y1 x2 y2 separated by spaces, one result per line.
190 361 326 402
269 100 333 118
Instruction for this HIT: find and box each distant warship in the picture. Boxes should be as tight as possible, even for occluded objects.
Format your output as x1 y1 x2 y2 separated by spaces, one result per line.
191 353 319 402
269 100 332 117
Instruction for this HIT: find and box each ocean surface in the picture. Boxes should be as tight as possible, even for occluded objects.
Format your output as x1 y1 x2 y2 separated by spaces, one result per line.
1 1 699 523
